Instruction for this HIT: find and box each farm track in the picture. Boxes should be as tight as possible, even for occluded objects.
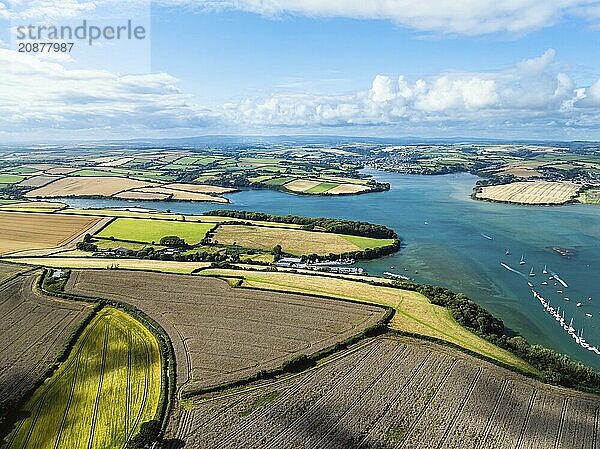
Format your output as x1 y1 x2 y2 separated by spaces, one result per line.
165 336 600 449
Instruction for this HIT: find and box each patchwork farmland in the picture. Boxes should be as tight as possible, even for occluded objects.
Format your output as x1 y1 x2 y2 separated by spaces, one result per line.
64 269 388 393
5 307 162 449
475 181 581 205
0 272 92 405
166 336 600 449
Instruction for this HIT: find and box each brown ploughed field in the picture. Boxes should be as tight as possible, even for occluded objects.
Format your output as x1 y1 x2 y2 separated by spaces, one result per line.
0 273 92 404
64 270 386 393
166 336 600 449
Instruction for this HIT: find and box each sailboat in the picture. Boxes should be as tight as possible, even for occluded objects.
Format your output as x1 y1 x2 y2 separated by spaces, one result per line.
529 267 535 277
505 249 511 255
520 254 526 265
542 265 548 274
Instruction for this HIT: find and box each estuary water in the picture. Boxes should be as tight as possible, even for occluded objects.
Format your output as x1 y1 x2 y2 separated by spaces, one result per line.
62 171 600 369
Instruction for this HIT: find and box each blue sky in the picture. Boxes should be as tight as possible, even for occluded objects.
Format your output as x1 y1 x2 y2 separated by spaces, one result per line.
2 1 600 142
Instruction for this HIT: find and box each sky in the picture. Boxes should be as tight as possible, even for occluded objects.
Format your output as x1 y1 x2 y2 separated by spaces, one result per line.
2 1 600 142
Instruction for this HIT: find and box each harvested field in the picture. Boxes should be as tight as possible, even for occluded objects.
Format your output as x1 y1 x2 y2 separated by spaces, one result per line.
96 217 214 244
165 336 600 449
6 307 161 449
0 273 92 405
44 167 79 175
476 181 580 205
5 258 211 274
24 176 154 198
197 269 534 373
0 211 106 255
165 183 237 194
65 270 387 392
282 179 321 192
326 183 370 194
133 187 229 202
17 175 63 188
212 224 392 256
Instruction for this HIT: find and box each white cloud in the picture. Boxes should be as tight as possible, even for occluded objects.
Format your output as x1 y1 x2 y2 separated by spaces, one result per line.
2 48 600 139
3 1 600 35
219 49 600 137
0 49 214 133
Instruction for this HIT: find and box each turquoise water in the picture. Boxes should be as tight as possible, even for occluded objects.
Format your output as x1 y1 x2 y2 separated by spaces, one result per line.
62 171 600 369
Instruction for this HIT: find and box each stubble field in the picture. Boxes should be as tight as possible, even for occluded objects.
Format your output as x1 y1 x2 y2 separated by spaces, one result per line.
476 181 580 205
0 211 106 255
212 224 393 255
166 336 600 449
24 176 155 198
64 269 387 393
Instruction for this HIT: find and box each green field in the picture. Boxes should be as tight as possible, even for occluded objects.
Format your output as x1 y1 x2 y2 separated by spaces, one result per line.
340 234 396 249
97 217 214 244
263 176 296 186
579 187 600 205
0 174 25 184
6 307 162 449
305 182 338 194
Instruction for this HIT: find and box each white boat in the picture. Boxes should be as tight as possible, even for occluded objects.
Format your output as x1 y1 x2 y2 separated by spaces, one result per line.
528 282 534 288
542 281 548 285
505 249 510 255
481 233 493 240
586 313 593 318
542 265 548 274
529 267 535 277
564 297 570 301
577 302 582 307
520 254 526 265
557 290 563 294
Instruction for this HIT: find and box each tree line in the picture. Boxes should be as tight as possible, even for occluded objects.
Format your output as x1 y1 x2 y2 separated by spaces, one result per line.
204 210 398 239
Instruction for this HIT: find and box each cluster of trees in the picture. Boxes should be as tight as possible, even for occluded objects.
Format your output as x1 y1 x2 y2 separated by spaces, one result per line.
205 210 398 239
392 280 600 392
127 420 161 449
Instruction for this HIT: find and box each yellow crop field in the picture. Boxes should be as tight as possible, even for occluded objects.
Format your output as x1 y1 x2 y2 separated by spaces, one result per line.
24 176 155 198
198 268 536 374
5 307 162 449
212 224 389 255
476 181 580 204
0 211 104 255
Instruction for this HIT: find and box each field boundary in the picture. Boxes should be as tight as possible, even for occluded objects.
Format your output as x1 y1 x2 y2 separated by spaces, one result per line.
33 269 177 441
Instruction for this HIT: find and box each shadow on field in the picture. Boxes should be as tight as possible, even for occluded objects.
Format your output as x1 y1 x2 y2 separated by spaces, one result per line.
161 438 185 448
